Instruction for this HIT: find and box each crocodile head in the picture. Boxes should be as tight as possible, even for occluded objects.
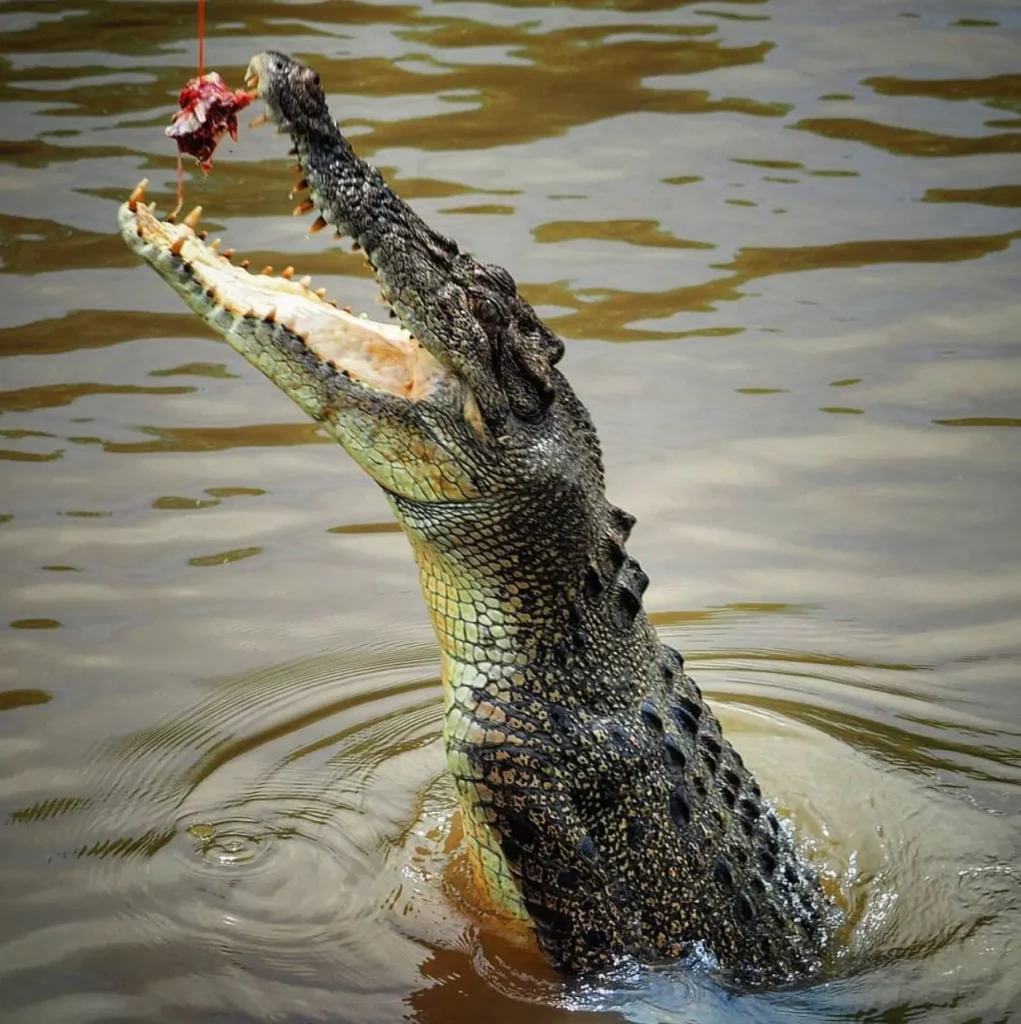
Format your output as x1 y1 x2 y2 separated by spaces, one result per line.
119 50 607 529
119 52 832 981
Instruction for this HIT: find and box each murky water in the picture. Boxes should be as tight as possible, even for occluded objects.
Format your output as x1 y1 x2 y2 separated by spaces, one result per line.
1 1 1019 1021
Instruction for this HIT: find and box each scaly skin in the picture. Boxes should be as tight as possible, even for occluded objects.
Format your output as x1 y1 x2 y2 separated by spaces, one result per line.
117 51 833 983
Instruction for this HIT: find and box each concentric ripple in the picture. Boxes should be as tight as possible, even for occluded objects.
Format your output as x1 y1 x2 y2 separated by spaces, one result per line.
2 605 1019 1022
11 641 459 1019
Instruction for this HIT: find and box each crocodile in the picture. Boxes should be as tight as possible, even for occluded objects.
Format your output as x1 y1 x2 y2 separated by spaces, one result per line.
117 51 832 984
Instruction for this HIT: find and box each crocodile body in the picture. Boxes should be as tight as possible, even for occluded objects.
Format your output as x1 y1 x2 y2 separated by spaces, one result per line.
118 51 831 983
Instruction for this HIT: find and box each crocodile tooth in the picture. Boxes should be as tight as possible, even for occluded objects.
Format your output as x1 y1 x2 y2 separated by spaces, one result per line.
351 241 361 252
222 248 235 260
169 235 186 256
239 259 250 270
280 266 295 280
298 275 312 288
197 230 208 241
183 205 202 229
210 238 221 250
309 216 328 235
264 308 276 324
127 179 148 211
260 265 274 276
314 287 327 298
293 199 314 216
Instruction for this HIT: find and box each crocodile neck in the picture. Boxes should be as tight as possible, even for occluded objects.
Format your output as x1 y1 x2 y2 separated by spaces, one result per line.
386 488 701 921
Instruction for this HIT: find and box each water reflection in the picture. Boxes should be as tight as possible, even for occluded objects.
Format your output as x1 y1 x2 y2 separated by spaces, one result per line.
793 116 1021 158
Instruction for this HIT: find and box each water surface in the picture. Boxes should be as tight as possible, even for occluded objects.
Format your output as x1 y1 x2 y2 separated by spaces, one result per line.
1 1 1019 1021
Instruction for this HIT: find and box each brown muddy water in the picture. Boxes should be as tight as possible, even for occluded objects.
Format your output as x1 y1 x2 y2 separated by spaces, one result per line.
1 1 1019 1022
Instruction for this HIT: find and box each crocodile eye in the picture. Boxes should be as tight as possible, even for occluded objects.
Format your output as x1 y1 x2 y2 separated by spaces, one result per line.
475 296 503 327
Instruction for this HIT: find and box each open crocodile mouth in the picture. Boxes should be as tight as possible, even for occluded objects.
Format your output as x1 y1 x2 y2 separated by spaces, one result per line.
118 180 451 402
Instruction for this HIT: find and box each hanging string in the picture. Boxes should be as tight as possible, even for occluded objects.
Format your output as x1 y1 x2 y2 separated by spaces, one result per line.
172 0 206 217
197 0 205 77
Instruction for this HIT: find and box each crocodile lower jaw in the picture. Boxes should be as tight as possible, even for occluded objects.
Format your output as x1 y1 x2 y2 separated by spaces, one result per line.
118 180 450 401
